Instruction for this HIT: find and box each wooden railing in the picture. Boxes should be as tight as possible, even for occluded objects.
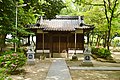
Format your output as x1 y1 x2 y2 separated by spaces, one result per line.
35 49 51 58
68 48 83 54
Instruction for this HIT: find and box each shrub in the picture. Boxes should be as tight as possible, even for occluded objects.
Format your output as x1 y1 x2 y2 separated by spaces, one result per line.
98 48 111 58
91 47 99 54
0 50 27 73
112 39 120 47
10 48 24 53
0 68 12 80
91 47 111 59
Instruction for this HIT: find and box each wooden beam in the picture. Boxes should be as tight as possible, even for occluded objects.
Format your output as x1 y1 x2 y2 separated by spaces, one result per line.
37 29 43 33
75 29 83 33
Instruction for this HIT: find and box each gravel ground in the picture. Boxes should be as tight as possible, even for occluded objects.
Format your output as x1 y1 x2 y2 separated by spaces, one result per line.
10 59 52 80
66 60 120 80
9 52 120 80
70 70 120 80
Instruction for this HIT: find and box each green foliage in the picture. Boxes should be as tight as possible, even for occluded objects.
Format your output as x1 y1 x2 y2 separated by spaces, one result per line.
0 0 34 50
0 51 27 73
60 0 107 31
16 48 25 53
24 0 65 19
60 0 75 15
84 6 107 31
112 38 120 47
61 0 120 48
98 48 111 58
0 0 65 50
0 68 12 80
0 68 7 80
6 37 19 44
91 47 99 55
91 47 111 58
42 0 65 19
111 16 120 37
0 0 15 35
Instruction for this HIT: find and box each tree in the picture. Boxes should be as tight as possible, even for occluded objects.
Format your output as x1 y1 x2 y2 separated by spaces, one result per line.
24 0 65 19
0 0 15 51
60 0 107 46
0 0 65 51
103 0 119 50
63 0 120 49
42 0 65 19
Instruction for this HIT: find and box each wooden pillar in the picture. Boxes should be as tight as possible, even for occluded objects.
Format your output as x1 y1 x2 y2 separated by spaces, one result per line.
87 33 89 45
42 32 44 56
67 35 69 58
75 32 77 54
31 35 35 45
28 35 30 46
67 35 69 49
59 35 60 53
50 33 53 57
72 32 78 60
83 29 85 51
36 33 38 50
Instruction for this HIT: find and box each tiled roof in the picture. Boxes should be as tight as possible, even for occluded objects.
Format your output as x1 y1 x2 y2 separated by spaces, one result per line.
29 16 94 31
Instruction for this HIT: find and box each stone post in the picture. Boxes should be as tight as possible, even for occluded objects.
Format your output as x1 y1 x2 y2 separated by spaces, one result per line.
81 45 93 66
27 44 35 65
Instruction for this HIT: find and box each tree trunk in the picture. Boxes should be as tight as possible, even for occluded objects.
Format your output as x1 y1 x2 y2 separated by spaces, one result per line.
96 35 99 47
107 28 110 50
0 34 6 52
103 31 107 48
90 34 93 46
103 0 118 50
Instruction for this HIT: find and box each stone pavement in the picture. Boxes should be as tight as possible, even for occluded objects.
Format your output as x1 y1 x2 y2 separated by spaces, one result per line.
45 58 72 80
70 67 120 71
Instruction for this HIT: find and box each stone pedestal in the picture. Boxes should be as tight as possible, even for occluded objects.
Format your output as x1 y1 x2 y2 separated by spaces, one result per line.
81 46 93 66
72 54 78 61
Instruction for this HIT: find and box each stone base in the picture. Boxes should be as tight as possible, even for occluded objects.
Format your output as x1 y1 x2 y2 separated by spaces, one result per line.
60 53 67 58
81 61 93 67
72 55 78 61
27 60 35 65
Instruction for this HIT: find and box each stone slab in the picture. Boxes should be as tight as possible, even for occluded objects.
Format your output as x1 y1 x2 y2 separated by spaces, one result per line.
70 67 120 71
45 58 72 80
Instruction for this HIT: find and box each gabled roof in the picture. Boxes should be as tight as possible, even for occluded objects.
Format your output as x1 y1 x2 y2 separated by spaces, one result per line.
28 16 94 31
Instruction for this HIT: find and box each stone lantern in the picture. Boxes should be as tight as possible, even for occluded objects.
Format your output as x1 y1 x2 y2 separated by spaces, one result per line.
27 44 35 65
81 45 93 66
